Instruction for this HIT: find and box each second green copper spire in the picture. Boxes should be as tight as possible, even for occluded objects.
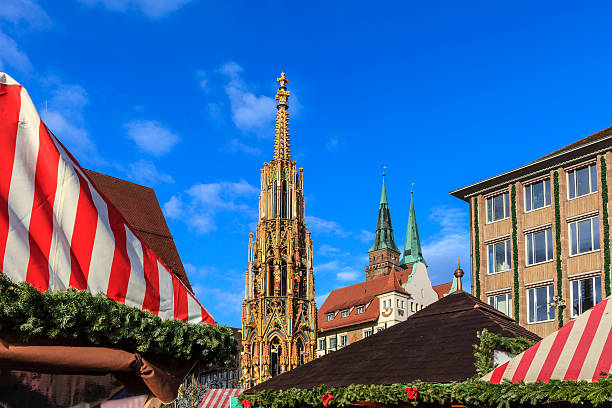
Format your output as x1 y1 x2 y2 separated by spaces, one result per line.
400 195 427 266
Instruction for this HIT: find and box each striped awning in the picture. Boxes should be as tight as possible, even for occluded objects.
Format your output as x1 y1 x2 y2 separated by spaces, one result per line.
198 389 245 408
0 72 213 325
482 296 612 383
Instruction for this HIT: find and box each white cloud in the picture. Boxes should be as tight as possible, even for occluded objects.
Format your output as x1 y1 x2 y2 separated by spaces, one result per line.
422 206 470 284
0 30 32 72
318 244 347 257
224 138 262 156
306 215 350 238
0 0 50 27
192 284 244 316
184 263 218 278
164 179 259 234
325 135 341 151
315 259 361 283
127 159 174 186
125 120 180 157
357 229 375 244
41 81 107 165
337 268 360 282
79 0 194 19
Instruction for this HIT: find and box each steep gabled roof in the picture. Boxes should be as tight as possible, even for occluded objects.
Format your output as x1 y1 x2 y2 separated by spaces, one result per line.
84 169 191 290
250 291 540 391
432 282 453 299
318 267 413 331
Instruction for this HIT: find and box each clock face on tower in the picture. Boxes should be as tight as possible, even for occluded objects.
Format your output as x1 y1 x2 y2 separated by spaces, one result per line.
241 74 317 387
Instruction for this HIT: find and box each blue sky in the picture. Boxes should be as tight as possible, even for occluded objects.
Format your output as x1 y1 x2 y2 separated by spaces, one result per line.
2 0 612 327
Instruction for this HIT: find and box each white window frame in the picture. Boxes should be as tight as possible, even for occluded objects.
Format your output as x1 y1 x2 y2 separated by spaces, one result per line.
363 329 372 338
341 309 349 317
567 163 598 200
318 339 326 350
326 313 334 321
527 284 555 324
486 192 510 223
356 305 365 314
525 228 553 266
488 292 513 317
524 178 551 212
487 239 512 274
569 216 600 256
340 335 347 347
329 337 337 349
571 275 603 317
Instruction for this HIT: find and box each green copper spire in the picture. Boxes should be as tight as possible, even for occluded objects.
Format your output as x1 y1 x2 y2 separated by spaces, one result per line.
400 194 427 266
368 176 399 253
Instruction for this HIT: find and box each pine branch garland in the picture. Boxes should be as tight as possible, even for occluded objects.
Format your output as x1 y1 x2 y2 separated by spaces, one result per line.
553 171 564 328
0 275 236 363
511 185 520 324
600 156 611 297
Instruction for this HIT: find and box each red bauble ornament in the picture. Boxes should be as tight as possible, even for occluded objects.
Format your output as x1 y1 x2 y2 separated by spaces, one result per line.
321 393 334 407
242 400 252 408
405 387 418 401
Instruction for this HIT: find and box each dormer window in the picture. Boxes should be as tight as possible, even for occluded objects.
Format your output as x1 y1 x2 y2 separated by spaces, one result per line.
356 305 365 314
341 309 349 317
326 313 334 321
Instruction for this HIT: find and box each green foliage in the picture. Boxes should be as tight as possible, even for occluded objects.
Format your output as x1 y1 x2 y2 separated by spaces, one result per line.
0 275 236 363
510 185 519 324
601 157 611 297
553 171 564 328
239 378 612 408
474 197 481 298
473 329 535 377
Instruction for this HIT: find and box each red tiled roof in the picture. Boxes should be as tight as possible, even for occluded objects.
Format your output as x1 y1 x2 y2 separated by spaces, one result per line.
84 169 192 290
432 282 453 299
318 266 413 331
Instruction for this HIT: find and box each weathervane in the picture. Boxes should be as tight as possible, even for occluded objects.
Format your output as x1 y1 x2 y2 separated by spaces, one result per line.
411 182 415 195
382 165 387 177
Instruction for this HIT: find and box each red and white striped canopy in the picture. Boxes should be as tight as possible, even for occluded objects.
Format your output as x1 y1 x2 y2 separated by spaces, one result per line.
483 296 612 383
0 72 213 325
198 389 245 408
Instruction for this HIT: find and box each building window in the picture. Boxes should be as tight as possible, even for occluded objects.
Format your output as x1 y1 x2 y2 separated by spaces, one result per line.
526 229 553 265
329 337 337 349
340 335 347 347
363 329 372 338
326 313 334 321
571 276 602 317
569 216 600 256
318 339 326 350
356 305 365 314
488 239 511 274
377 327 384 333
486 192 510 223
527 285 555 323
488 292 512 317
341 309 349 317
568 164 598 199
525 179 551 211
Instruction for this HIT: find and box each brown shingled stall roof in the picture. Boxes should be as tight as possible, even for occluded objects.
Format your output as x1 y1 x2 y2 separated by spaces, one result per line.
84 169 192 291
249 290 540 392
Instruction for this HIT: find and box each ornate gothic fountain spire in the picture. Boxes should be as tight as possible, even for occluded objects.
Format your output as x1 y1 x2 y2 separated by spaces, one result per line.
273 72 291 161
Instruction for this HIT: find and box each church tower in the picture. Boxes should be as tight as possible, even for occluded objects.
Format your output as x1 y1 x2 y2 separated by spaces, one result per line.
240 73 317 387
365 174 401 281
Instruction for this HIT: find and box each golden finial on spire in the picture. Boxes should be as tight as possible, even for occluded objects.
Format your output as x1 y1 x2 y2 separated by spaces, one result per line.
273 72 291 161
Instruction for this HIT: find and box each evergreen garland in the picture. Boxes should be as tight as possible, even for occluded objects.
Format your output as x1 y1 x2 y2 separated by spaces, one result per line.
474 197 481 298
473 329 536 377
240 378 612 408
553 171 564 328
600 156 611 297
510 185 519 324
0 275 236 363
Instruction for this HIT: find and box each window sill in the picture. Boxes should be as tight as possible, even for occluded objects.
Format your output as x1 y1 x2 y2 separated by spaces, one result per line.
487 269 511 275
568 191 599 201
524 204 552 214
485 216 510 225
569 249 601 258
525 259 554 268
527 319 555 325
